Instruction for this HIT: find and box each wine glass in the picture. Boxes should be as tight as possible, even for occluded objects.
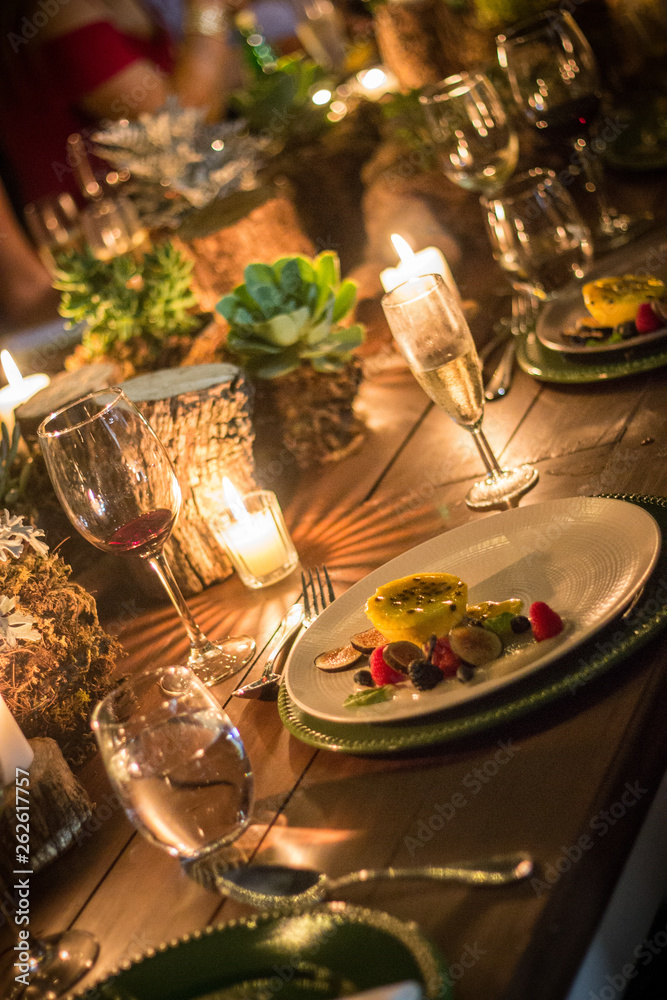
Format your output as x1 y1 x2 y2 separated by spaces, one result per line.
496 10 643 249
37 388 255 686
0 788 98 998
481 167 593 301
91 665 253 860
419 71 519 197
381 273 538 510
23 193 82 273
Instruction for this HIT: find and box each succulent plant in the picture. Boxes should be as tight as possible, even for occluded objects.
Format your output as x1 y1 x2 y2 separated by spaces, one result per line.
216 252 364 378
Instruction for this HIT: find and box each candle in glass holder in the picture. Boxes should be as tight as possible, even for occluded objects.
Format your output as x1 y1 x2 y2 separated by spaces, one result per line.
0 693 33 786
0 351 50 436
215 478 299 589
380 234 458 297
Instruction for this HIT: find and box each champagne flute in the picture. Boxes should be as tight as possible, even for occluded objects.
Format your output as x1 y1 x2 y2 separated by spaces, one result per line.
481 167 593 301
496 10 643 248
419 71 519 197
382 274 538 510
91 665 253 860
37 388 255 686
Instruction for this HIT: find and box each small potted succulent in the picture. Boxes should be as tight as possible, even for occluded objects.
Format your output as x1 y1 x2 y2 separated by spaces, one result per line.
217 252 366 468
54 241 204 379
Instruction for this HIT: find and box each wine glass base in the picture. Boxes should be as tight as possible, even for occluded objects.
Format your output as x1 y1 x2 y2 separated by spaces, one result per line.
465 465 539 510
188 634 256 687
594 211 654 252
16 930 98 998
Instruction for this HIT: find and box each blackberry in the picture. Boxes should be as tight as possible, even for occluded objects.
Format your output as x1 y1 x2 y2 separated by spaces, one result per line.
408 657 442 691
353 669 374 687
510 615 531 634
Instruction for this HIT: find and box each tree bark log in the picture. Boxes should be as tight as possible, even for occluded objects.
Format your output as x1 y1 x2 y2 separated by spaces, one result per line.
120 364 256 596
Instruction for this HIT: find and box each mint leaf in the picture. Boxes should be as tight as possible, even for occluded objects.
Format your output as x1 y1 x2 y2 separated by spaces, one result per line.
344 685 395 709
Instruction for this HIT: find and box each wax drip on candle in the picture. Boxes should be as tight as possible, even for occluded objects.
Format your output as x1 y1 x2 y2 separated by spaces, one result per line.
222 476 250 522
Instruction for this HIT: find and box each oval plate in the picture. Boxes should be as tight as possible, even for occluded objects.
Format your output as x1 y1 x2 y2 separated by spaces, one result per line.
75 904 451 1000
284 497 660 726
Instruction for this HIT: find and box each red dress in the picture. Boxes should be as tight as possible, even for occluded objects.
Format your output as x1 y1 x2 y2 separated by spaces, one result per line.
0 20 174 207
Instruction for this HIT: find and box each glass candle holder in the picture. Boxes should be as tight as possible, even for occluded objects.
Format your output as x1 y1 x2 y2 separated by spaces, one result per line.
215 490 299 589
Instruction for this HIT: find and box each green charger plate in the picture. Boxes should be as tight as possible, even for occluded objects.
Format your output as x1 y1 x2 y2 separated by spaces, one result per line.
516 329 667 384
279 495 667 755
76 904 451 1000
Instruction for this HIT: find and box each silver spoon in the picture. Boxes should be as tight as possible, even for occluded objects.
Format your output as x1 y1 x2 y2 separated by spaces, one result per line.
185 854 534 910
232 603 304 698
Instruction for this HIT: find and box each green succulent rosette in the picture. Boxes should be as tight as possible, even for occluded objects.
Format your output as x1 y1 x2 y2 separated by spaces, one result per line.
216 252 365 378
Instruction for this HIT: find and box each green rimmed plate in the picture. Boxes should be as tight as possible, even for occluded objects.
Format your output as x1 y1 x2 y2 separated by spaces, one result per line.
75 904 451 1000
516 329 667 383
278 495 667 755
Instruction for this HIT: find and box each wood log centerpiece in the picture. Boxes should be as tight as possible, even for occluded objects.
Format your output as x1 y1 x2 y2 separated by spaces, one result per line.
120 364 256 596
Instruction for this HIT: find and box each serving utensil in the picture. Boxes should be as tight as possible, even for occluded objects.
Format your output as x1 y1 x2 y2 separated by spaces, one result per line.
187 853 534 910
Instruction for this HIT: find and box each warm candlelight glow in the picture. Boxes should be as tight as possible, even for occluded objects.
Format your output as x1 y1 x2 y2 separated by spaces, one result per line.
380 235 459 297
0 351 50 436
217 480 299 589
0 693 34 786
1 349 24 388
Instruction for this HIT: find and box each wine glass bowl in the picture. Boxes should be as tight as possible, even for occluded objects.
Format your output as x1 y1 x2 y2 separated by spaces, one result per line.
481 167 593 301
37 388 255 685
91 666 253 860
381 274 538 510
496 10 642 248
419 72 519 196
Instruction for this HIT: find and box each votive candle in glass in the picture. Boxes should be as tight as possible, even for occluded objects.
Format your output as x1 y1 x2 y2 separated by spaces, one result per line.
216 485 299 589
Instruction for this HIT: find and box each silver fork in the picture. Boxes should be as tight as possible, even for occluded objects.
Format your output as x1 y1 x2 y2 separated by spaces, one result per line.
232 566 335 698
485 291 539 401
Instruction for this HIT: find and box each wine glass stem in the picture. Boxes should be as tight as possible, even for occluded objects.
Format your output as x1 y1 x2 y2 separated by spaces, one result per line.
148 551 211 653
470 424 504 479
571 135 615 227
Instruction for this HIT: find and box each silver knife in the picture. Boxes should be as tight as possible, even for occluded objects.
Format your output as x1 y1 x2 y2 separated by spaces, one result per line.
232 603 304 698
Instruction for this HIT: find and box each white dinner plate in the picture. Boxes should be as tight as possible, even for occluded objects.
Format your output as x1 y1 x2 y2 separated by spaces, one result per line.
536 227 667 355
284 497 661 725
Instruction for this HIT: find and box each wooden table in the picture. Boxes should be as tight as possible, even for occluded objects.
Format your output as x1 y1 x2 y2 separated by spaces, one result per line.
3 175 667 1000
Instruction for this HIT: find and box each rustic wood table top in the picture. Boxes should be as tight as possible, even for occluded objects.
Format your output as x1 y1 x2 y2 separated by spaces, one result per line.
2 170 667 1000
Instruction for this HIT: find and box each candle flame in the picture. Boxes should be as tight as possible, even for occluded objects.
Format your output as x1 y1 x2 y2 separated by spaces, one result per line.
390 234 415 265
222 476 249 521
1 350 23 388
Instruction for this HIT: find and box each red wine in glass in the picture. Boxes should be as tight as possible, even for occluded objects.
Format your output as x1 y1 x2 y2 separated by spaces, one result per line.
528 93 602 145
38 388 255 686
107 509 176 556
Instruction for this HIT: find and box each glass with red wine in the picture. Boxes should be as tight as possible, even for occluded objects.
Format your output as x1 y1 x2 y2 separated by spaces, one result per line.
37 388 255 686
496 10 644 249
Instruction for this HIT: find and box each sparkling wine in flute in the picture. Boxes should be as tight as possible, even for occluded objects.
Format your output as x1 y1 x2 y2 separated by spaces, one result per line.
382 274 538 510
411 349 484 428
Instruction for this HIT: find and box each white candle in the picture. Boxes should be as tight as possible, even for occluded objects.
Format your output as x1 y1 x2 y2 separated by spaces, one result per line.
0 351 50 437
380 234 459 298
0 693 33 786
218 478 298 588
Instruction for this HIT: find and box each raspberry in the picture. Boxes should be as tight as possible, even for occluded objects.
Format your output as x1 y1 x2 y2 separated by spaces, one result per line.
429 636 461 677
635 302 663 335
529 602 564 642
369 645 404 685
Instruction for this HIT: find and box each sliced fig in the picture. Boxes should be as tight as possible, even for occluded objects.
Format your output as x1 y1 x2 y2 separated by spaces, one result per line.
383 640 423 673
350 627 386 654
314 643 362 672
449 626 503 666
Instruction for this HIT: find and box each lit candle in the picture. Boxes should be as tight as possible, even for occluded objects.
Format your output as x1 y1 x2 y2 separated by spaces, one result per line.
216 478 299 589
380 234 459 298
0 351 50 436
355 66 399 101
0 693 33 786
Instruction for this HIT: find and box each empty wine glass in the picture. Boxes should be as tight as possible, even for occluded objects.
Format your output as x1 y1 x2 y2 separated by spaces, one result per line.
382 273 538 509
496 10 644 248
481 167 593 301
419 71 519 197
37 388 255 686
91 665 253 860
24 193 82 273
